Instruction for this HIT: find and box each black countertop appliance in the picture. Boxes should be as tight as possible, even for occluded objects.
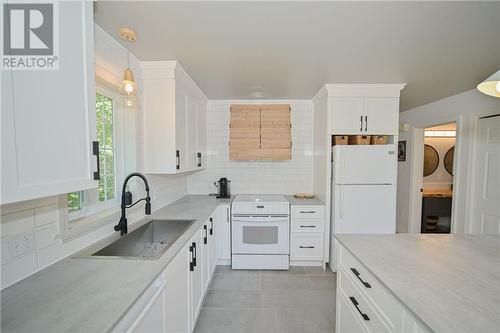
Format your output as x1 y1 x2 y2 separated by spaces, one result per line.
215 178 231 198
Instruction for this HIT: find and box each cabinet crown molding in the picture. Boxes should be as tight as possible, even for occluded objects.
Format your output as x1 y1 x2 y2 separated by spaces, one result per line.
322 84 406 98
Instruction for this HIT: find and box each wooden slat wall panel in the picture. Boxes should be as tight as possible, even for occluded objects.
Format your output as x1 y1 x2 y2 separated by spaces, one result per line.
230 104 291 160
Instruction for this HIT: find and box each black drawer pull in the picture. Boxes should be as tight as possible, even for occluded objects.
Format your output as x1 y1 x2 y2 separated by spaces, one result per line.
189 245 194 271
349 297 370 321
300 225 316 228
299 246 315 249
192 242 197 267
350 268 372 288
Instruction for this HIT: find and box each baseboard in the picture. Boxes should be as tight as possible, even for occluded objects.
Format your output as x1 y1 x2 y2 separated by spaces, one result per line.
216 259 231 266
290 260 323 267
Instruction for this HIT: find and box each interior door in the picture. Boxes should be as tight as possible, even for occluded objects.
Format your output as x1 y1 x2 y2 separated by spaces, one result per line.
333 145 397 184
329 98 364 134
334 184 396 233
471 116 500 234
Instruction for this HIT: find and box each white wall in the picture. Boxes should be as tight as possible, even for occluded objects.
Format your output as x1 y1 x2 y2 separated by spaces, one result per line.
397 89 500 234
188 100 313 195
0 25 188 290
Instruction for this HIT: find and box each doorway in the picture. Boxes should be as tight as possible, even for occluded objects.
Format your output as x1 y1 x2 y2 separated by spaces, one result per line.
420 122 456 233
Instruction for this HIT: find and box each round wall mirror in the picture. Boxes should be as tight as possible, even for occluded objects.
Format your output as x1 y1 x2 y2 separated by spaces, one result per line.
423 144 439 177
444 146 455 176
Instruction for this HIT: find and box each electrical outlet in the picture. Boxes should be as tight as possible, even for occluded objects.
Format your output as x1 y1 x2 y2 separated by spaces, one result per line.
8 232 34 259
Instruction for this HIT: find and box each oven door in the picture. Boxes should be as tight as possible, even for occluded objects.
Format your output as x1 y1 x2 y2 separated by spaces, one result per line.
232 215 289 255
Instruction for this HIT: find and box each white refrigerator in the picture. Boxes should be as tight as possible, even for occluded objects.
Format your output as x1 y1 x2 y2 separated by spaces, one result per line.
330 145 397 266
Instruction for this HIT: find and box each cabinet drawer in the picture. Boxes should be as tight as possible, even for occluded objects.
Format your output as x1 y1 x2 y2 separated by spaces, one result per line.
338 267 389 333
290 233 323 260
291 220 325 233
339 246 404 332
291 205 325 219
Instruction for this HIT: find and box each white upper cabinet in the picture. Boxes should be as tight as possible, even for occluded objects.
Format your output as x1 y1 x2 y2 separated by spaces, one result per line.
1 2 97 205
141 61 208 174
326 85 405 135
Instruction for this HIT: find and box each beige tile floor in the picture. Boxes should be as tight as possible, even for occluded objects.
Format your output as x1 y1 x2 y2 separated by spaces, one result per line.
194 266 336 333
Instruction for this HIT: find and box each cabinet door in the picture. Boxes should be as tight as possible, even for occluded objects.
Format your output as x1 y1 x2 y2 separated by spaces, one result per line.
202 221 210 293
165 243 191 333
130 285 166 333
336 293 367 333
196 100 207 169
364 98 399 135
186 96 197 171
208 216 217 278
216 205 231 260
329 98 364 135
175 85 187 172
1 2 97 204
190 231 204 327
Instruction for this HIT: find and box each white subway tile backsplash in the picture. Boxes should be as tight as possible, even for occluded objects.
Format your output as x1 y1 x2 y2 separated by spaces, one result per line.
188 99 314 195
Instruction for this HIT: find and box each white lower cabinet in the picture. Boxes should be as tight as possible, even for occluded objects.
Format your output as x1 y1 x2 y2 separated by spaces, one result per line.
115 207 220 333
290 205 326 263
336 243 429 333
216 204 231 262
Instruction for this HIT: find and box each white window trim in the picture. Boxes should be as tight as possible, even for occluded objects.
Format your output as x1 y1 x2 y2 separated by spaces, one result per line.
65 84 126 230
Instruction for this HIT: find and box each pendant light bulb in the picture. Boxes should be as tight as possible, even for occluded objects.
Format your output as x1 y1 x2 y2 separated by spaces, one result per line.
121 67 136 96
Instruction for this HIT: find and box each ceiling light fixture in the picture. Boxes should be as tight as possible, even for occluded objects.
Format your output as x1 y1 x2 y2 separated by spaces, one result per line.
477 69 500 98
118 27 139 109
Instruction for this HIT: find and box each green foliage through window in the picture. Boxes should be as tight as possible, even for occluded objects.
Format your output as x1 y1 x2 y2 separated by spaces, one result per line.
67 191 83 213
96 93 115 202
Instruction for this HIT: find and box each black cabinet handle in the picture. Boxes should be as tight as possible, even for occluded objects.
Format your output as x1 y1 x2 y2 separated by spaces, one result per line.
209 217 213 235
92 141 100 180
197 152 202 167
203 225 208 244
349 297 370 321
189 245 194 271
360 116 363 132
364 116 368 132
176 150 180 170
299 246 315 249
192 242 197 267
350 268 372 288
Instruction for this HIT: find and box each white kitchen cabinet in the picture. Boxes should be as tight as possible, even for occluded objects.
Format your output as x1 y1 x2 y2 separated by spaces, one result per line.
165 242 191 333
290 205 326 263
325 85 404 136
335 243 429 333
190 228 204 327
112 274 166 333
203 215 217 292
196 100 207 169
216 204 231 262
1 1 97 204
141 61 208 174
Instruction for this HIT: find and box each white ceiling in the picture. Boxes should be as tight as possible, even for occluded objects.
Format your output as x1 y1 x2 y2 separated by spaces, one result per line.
94 1 500 110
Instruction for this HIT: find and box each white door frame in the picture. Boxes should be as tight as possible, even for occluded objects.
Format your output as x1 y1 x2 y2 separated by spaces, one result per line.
407 115 475 234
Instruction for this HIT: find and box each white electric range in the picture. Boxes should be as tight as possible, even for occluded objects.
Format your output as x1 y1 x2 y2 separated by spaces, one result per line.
231 195 290 270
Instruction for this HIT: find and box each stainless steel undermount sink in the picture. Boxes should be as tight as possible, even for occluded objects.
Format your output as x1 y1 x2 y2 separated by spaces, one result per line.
75 219 195 260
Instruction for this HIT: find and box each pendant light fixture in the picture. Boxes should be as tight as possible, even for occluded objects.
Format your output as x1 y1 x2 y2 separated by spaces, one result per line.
477 69 500 98
119 28 139 109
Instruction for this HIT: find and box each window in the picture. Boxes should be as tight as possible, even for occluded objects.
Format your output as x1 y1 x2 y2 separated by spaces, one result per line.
67 87 124 221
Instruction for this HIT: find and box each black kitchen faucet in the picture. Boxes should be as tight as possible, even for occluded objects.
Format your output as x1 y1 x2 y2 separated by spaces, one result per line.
114 172 151 236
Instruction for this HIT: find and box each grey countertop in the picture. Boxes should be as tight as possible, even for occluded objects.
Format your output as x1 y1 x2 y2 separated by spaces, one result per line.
1 195 232 333
285 195 324 205
335 234 500 333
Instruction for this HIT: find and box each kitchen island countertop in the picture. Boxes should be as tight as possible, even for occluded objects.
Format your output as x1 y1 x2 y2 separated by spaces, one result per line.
335 234 500 333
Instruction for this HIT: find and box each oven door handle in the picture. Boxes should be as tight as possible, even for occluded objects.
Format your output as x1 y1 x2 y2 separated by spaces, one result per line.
232 218 289 223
